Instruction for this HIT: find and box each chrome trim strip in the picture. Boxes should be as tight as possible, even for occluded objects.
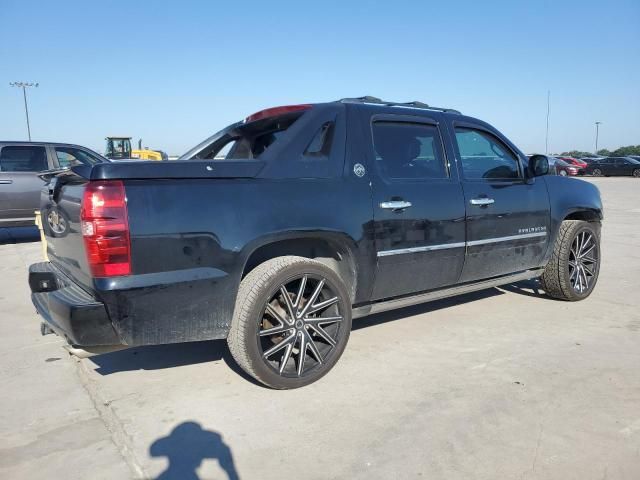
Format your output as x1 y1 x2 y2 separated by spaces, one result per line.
377 242 465 257
466 231 547 246
352 268 543 319
377 232 547 257
0 216 35 223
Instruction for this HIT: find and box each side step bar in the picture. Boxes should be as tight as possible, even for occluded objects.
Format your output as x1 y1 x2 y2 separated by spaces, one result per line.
352 268 543 319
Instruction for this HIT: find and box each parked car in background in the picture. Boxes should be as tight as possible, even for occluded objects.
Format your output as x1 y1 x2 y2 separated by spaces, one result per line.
584 156 640 177
0 142 106 227
528 155 579 176
553 158 581 176
558 156 587 170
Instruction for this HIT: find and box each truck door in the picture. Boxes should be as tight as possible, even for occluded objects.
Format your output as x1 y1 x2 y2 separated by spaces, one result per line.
450 122 551 282
366 113 466 300
0 144 51 226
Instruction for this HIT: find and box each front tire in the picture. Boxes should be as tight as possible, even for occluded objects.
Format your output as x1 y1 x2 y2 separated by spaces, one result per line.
592 168 602 176
540 220 601 301
559 170 568 176
633 169 640 178
227 256 352 389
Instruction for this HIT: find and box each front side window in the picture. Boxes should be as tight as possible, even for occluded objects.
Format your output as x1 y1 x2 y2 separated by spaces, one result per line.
55 147 103 167
455 128 520 180
372 122 448 180
0 146 48 172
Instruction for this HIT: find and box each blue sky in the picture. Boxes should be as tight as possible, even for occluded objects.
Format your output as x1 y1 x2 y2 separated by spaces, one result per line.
1 0 638 155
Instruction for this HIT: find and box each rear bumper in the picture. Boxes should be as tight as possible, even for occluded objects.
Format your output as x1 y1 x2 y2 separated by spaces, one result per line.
29 262 122 346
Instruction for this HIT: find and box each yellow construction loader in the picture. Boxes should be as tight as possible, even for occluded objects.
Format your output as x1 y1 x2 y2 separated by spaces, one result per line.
104 137 168 161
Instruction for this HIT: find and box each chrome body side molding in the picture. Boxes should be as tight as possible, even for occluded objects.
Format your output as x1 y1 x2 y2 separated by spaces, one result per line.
377 232 547 258
352 268 543 319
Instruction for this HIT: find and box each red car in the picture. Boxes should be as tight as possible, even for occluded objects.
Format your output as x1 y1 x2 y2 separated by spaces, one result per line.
558 156 587 170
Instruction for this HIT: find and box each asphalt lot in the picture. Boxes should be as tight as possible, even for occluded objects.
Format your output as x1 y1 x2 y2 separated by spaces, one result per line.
1 177 639 480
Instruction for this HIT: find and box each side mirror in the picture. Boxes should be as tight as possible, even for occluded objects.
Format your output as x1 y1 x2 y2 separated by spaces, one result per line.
528 155 549 177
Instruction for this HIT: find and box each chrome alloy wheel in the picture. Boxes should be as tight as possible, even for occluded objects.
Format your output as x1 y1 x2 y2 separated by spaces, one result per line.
568 230 598 294
258 274 344 378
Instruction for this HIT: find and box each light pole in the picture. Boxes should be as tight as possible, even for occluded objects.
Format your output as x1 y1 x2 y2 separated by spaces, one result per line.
594 121 602 155
545 90 551 155
9 82 39 141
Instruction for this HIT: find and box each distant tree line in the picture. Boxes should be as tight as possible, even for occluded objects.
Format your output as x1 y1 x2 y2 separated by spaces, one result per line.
560 145 640 158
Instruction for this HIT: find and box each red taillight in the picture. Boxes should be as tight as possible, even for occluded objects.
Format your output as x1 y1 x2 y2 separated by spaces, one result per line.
81 180 131 277
245 104 312 123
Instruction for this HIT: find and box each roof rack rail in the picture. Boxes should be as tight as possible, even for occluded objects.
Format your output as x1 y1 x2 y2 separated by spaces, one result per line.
339 96 461 114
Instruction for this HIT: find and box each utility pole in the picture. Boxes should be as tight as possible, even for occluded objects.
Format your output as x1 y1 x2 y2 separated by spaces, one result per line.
594 121 602 155
9 82 38 141
545 90 550 155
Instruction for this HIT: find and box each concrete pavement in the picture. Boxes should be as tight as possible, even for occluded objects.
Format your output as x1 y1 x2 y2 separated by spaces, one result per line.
1 177 639 479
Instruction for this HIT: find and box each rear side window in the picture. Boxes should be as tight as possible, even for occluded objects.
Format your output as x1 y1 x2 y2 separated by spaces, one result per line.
193 112 304 160
455 128 520 180
55 147 103 167
372 122 448 180
304 121 334 157
0 146 48 172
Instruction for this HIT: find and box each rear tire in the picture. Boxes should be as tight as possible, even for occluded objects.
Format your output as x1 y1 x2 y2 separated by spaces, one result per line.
540 220 601 301
227 256 352 389
592 168 602 176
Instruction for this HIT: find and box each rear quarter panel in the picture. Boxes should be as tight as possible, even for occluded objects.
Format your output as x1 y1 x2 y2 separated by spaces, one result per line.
103 176 373 345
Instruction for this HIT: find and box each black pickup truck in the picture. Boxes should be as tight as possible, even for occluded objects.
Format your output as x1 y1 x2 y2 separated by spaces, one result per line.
29 97 603 389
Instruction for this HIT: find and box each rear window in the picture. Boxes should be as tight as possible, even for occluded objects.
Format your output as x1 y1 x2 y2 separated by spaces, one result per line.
0 146 48 172
190 111 305 160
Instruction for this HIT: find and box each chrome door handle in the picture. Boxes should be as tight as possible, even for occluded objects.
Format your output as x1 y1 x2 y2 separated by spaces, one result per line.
470 198 494 206
380 200 412 210
0 179 13 184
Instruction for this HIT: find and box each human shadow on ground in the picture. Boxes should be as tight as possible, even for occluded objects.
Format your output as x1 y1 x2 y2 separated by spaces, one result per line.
150 422 240 480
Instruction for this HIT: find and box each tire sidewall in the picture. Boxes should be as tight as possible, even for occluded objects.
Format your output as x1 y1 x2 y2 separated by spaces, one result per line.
241 261 352 389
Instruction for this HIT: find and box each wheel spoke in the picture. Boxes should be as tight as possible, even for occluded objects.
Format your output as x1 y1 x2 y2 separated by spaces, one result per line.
294 275 308 310
259 323 289 337
308 323 337 347
265 303 290 328
569 267 578 282
305 330 324 364
304 296 339 316
296 333 307 376
583 262 596 275
279 342 294 374
262 333 295 359
305 315 342 326
580 265 589 290
579 243 595 258
298 279 325 318
279 285 296 322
